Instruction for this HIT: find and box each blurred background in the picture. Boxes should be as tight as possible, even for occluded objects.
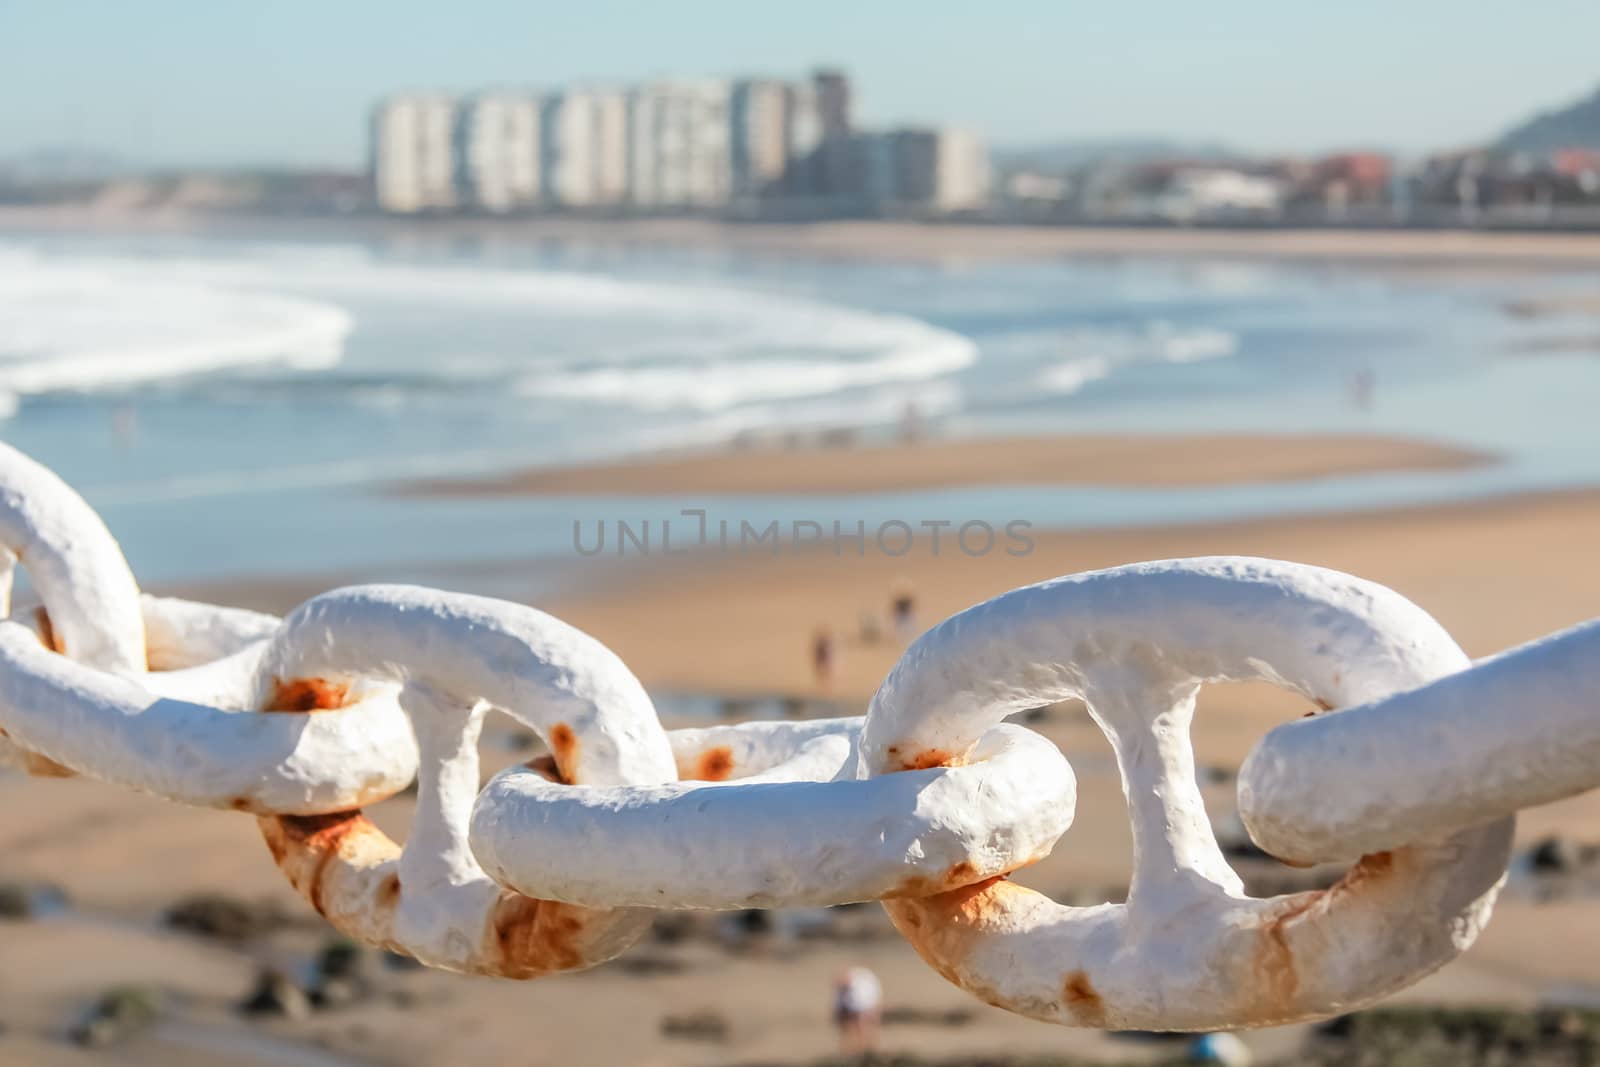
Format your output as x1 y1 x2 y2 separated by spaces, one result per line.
4 2 1600 1065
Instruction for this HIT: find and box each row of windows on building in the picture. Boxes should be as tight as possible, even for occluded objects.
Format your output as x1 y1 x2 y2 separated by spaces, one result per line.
371 70 989 216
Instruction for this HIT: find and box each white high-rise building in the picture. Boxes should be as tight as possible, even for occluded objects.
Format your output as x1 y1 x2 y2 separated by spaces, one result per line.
460 92 543 213
628 80 732 209
545 88 629 208
372 94 459 214
369 70 881 215
932 128 991 212
730 79 789 198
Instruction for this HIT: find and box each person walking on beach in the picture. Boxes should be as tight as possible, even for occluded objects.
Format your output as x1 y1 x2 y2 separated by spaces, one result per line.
812 626 837 690
890 579 917 643
832 965 883 1058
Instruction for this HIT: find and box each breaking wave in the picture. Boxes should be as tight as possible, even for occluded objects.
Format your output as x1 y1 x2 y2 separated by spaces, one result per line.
0 246 351 416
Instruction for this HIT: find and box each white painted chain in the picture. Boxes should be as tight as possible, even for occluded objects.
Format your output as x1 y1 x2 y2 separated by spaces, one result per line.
2 441 1598 1029
864 559 1513 1030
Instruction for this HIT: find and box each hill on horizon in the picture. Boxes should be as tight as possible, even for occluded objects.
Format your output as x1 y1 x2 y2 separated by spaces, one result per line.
1497 83 1600 153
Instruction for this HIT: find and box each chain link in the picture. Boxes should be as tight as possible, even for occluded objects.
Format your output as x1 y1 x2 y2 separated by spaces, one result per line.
1 441 1597 1030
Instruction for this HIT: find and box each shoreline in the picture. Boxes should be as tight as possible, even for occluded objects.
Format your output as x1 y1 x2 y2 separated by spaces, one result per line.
396 432 1494 498
8 207 1600 270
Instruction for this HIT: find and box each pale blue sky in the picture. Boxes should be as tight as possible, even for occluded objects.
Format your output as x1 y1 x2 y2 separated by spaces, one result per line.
2 0 1596 167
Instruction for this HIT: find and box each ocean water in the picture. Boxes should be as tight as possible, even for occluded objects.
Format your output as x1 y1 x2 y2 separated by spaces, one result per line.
2 231 1599 585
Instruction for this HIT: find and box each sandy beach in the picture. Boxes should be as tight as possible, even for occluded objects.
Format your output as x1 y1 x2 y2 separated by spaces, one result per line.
10 206 1600 273
400 432 1491 497
542 485 1600 705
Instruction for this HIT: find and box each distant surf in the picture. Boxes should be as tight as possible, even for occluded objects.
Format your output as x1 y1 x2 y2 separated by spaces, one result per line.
0 245 351 414
3 231 1595 584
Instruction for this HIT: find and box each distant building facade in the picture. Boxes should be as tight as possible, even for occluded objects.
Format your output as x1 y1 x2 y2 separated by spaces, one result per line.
933 129 991 211
546 89 629 207
458 92 543 213
851 127 991 212
628 80 733 209
372 94 459 213
370 69 993 217
729 79 791 198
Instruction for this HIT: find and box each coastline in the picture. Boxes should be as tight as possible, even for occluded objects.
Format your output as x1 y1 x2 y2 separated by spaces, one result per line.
9 206 1600 271
396 432 1493 497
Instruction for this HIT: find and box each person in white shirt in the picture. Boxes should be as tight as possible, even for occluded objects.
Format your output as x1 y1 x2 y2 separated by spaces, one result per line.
832 965 883 1056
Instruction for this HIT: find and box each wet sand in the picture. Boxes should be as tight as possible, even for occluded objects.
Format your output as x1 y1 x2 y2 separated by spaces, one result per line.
398 432 1491 498
10 207 1600 272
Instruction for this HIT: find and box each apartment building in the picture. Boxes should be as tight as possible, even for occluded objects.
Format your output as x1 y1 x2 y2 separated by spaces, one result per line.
371 94 459 213
458 92 542 212
729 79 790 198
854 127 991 212
932 128 991 211
546 88 629 207
628 80 732 209
369 68 990 217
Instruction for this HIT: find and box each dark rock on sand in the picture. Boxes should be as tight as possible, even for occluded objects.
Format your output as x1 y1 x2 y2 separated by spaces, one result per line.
882 1005 978 1027
1528 834 1593 873
237 969 311 1021
164 893 289 942
310 978 365 1011
0 879 66 919
660 1010 729 1042
0 883 32 920
70 985 163 1047
315 937 365 981
383 950 425 971
650 912 697 945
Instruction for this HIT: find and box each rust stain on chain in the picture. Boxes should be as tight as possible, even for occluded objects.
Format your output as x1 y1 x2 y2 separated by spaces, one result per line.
1256 891 1317 1009
885 875 1017 990
524 754 569 784
34 607 63 653
896 748 962 772
261 811 370 918
890 859 986 898
484 891 590 978
376 872 402 911
548 723 579 784
1062 970 1106 1027
688 745 735 781
265 677 350 712
1253 849 1398 1013
1346 849 1394 884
